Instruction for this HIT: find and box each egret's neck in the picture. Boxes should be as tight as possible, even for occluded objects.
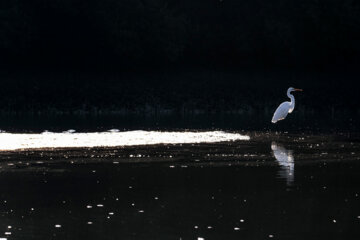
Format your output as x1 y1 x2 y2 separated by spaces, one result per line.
287 90 295 110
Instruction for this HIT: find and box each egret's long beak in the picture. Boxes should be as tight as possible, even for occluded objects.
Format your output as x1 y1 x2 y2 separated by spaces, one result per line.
294 88 303 91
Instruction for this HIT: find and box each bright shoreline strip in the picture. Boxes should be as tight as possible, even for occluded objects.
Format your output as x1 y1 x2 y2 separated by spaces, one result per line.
0 130 249 150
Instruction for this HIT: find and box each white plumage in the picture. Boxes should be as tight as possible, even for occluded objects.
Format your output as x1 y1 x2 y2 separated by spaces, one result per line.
271 87 302 123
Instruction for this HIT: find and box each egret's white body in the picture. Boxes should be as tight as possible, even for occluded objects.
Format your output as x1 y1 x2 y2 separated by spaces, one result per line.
271 87 302 123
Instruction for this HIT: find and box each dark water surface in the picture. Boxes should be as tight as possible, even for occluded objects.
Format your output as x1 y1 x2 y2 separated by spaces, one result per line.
0 113 358 133
0 132 360 239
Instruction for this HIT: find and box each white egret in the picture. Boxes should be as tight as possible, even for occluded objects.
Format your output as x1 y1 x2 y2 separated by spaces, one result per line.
271 87 303 123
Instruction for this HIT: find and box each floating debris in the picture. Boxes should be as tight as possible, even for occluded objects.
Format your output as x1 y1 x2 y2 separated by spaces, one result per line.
108 129 120 133
63 129 76 134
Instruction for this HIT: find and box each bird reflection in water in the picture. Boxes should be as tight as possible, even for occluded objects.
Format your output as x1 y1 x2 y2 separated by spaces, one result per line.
271 142 294 185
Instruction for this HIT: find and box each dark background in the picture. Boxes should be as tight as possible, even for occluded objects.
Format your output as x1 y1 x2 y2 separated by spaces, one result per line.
0 0 359 130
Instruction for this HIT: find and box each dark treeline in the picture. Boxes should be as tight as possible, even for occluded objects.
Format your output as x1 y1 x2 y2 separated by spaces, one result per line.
1 0 360 69
0 0 359 117
0 70 358 118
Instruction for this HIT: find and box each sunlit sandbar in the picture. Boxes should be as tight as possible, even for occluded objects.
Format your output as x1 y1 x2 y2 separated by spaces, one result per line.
0 130 250 150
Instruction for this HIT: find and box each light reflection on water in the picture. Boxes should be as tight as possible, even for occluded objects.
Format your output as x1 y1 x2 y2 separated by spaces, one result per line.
0 130 249 150
271 142 295 185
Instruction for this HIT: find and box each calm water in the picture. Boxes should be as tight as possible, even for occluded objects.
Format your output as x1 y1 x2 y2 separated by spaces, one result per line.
0 112 358 133
0 131 359 239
